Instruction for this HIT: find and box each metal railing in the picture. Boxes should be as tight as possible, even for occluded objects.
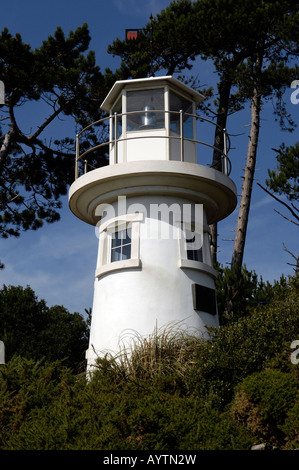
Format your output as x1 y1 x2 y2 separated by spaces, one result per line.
75 110 231 179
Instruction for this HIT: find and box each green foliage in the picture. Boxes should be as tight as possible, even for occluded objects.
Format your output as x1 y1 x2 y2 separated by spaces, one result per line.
0 356 252 450
231 370 298 447
108 0 299 79
0 274 298 450
0 356 84 449
0 24 113 240
267 142 299 202
196 274 299 404
0 285 89 370
215 263 286 324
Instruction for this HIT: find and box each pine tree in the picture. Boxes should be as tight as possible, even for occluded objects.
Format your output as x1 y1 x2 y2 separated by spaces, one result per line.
0 24 113 243
257 142 299 272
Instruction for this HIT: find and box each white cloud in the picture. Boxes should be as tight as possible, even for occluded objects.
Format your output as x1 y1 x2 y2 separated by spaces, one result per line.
112 0 170 17
251 195 274 210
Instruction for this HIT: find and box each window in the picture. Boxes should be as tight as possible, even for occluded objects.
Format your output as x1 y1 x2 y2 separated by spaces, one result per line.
95 213 143 278
178 222 217 279
111 228 132 262
185 230 203 262
169 91 194 139
126 89 164 131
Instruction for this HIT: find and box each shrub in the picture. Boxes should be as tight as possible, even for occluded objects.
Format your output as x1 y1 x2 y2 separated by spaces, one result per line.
231 370 298 447
0 356 83 449
215 264 281 324
0 275 297 450
190 274 299 405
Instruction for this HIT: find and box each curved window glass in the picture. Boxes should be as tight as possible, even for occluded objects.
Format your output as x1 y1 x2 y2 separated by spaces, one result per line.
126 89 164 131
169 91 194 139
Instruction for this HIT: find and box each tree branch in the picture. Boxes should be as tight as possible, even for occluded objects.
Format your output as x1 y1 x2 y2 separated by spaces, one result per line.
257 182 299 222
0 126 15 168
283 242 299 274
283 242 298 262
274 209 299 227
28 99 70 142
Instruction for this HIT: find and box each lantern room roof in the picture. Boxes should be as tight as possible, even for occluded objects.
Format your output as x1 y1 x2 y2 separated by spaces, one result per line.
100 75 205 112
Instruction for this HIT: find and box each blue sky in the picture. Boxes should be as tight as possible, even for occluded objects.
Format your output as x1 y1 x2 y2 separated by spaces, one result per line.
0 0 298 315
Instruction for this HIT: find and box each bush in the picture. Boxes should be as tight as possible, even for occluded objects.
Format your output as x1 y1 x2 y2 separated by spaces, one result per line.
0 356 83 449
0 355 254 450
0 275 297 450
190 274 299 405
231 370 298 448
215 264 287 324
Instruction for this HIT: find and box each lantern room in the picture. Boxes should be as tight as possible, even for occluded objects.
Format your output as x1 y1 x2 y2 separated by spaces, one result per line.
101 76 205 165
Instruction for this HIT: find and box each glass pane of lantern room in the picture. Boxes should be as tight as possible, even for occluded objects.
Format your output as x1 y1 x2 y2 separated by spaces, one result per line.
170 91 194 139
126 89 164 131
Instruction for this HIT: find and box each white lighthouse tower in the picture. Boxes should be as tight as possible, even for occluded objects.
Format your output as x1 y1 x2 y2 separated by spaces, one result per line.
69 76 237 368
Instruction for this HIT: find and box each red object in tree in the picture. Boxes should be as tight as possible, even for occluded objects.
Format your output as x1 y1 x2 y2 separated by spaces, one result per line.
126 29 139 41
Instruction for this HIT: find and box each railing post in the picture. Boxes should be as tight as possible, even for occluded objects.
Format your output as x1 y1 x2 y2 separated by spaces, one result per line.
114 112 118 164
75 134 79 179
223 128 228 175
180 110 184 162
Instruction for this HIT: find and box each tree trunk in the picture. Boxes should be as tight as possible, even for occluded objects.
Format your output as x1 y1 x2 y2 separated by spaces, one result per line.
210 76 231 265
231 71 261 268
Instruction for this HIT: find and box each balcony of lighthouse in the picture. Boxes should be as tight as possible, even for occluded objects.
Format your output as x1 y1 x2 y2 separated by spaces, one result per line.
75 107 231 179
70 76 236 228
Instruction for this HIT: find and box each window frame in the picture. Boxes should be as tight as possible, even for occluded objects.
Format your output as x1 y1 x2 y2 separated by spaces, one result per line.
95 213 143 278
178 222 217 278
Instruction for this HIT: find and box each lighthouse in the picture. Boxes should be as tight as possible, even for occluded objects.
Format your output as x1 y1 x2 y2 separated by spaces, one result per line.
69 76 237 368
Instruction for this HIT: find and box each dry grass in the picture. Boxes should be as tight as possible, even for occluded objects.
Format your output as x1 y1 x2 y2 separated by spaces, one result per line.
112 322 204 381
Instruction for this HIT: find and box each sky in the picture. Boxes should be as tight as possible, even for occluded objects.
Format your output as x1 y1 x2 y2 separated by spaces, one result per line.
0 0 298 316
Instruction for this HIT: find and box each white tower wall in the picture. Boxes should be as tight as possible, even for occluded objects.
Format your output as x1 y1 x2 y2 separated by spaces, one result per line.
87 194 218 365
